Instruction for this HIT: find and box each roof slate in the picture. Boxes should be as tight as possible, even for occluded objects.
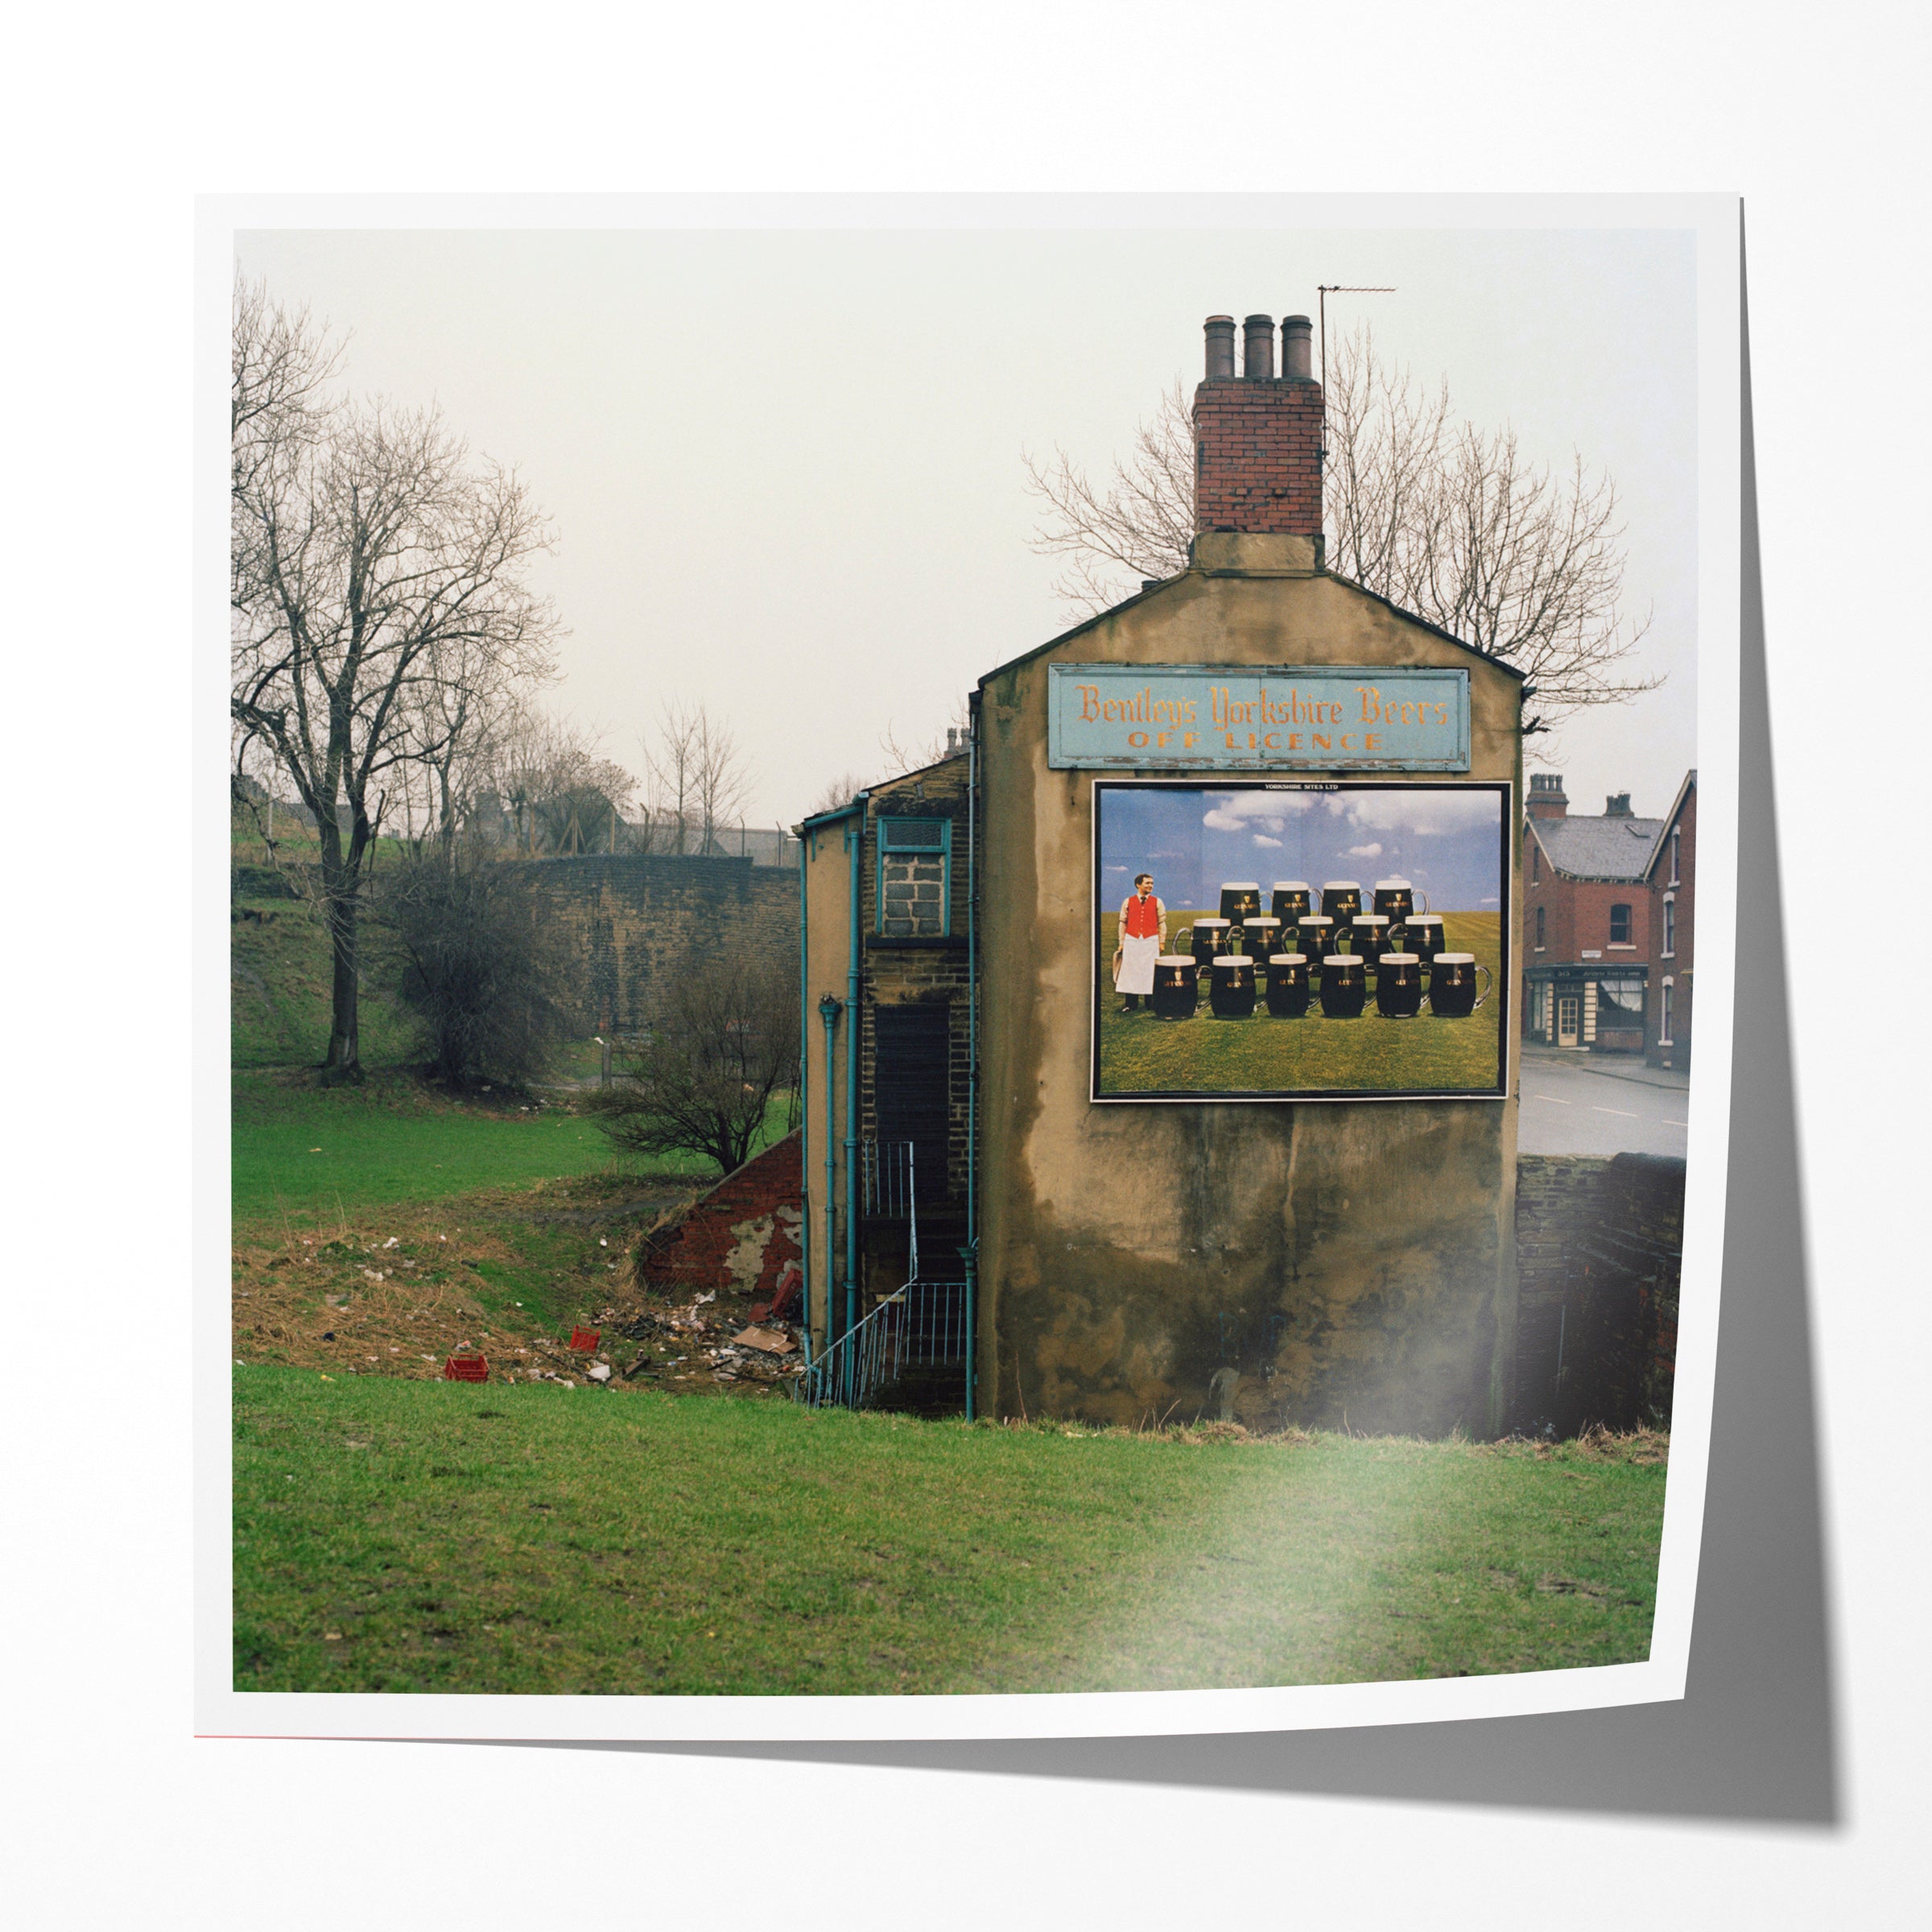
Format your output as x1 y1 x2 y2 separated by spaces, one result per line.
1535 814 1666 880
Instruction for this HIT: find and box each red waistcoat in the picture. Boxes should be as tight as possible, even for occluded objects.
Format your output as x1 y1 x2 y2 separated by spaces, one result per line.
1123 894 1162 939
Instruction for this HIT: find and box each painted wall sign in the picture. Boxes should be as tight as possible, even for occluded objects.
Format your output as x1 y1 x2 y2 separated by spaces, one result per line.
1048 664 1471 771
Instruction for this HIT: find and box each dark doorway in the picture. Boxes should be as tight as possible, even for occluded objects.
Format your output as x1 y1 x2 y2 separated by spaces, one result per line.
873 1005 951 1204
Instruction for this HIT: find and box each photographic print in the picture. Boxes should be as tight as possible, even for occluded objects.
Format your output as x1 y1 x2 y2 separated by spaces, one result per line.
205 197 1739 1743
1093 778 1509 1101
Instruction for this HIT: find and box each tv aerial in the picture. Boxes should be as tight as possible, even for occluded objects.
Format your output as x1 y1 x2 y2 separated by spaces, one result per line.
1316 286 1396 388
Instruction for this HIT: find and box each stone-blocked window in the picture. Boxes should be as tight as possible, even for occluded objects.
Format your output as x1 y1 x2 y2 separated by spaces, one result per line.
877 818 951 937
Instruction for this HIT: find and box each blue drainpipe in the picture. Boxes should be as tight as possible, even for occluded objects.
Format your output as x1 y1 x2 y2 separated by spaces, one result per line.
844 803 866 1356
798 828 811 1353
818 993 840 1356
963 707 979 1422
798 796 869 1368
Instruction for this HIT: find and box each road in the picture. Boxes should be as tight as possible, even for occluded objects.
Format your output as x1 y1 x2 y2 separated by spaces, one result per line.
1517 1046 1691 1158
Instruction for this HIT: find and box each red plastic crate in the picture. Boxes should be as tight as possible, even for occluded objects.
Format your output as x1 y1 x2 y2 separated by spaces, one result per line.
443 1355 489 1382
569 1327 601 1352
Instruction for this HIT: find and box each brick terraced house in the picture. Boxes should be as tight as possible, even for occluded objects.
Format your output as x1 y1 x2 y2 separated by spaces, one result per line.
1522 769 1696 1067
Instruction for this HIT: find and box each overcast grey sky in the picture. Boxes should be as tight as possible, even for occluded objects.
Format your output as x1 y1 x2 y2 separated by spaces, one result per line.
236 221 1697 828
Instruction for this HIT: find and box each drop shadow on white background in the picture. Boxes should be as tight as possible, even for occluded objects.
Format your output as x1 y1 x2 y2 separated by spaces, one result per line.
467 230 1840 1823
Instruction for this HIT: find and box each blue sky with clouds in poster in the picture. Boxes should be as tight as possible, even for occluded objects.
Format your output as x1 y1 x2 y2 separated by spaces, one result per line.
1098 786 1503 917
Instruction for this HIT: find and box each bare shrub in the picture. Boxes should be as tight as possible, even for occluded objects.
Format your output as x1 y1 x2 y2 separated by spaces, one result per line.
583 950 799 1175
381 851 571 1089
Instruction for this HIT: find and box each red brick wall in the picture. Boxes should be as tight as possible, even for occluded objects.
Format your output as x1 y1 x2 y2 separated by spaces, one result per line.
1524 831 1652 962
1192 378 1324 535
634 1130 803 1302
1647 783 1695 1064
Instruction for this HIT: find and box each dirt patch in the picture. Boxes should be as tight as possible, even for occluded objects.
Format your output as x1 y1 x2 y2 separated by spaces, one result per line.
231 1173 804 1398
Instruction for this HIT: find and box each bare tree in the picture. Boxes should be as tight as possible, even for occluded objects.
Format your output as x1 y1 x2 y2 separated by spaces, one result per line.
638 698 700 853
1022 331 1657 732
486 709 636 855
1022 380 1196 611
382 845 572 1089
231 279 560 1077
405 631 540 850
231 270 342 500
641 700 753 853
694 707 753 852
808 771 872 817
1323 331 1657 729
877 696 972 779
582 949 799 1175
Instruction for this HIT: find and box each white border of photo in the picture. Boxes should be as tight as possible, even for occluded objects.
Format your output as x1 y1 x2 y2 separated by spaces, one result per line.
196 189 1740 1744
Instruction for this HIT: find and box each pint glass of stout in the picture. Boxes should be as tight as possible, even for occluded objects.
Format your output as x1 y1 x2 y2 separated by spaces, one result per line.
1373 877 1427 924
1151 954 1199 1019
1219 881 1262 928
1240 914 1282 963
1295 914 1336 963
1209 954 1257 1018
1321 880 1364 923
1265 952 1311 1017
1350 914 1393 970
1319 952 1368 1018
1374 952 1424 1018
1271 881 1313 927
1429 952 1492 1017
1191 917 1232 969
1402 913 1445 967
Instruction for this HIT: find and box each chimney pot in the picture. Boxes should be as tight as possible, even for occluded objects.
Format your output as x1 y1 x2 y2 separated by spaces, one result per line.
1193 309 1323 541
1525 772 1570 819
1203 315 1236 380
1282 314 1313 382
1242 314 1275 381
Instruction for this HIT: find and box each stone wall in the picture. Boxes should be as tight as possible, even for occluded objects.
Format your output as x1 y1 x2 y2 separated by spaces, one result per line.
1514 1152 1683 1433
519 854 799 1034
858 753 975 1207
976 555 1525 1437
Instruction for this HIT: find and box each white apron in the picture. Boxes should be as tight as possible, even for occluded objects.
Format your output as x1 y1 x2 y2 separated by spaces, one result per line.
1115 931 1160 995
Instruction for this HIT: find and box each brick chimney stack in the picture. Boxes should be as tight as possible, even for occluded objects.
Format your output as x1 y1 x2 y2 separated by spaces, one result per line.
1604 791 1633 817
1526 772 1569 819
1193 312 1324 542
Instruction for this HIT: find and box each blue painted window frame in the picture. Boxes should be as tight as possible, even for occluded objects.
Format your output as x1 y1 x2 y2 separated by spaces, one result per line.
876 818 952 935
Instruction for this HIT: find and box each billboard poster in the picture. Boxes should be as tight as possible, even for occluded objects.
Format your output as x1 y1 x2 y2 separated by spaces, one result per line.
1092 779 1509 1102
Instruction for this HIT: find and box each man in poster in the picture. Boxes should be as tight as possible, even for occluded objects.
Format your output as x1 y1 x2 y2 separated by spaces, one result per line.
1113 871 1166 1011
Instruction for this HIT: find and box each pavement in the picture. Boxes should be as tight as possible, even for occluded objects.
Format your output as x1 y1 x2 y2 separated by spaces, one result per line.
1517 1044 1691 1159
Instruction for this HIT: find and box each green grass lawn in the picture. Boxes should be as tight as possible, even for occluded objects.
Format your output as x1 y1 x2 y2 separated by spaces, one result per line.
231 898 423 1070
233 1368 1664 1696
232 1071 792 1230
1098 909 1505 1097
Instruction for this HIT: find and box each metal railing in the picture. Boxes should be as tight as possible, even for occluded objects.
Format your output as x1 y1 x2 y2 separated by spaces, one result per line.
799 1141 969 1410
861 1138 917 1219
794 1277 968 1410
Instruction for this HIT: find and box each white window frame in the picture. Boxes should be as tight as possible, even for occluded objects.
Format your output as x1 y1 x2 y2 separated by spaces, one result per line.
1660 975 1675 1046
1662 890 1677 960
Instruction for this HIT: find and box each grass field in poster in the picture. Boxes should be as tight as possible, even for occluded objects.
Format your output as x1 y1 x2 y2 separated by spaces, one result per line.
1096 910 1505 1098
1093 782 1509 1101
